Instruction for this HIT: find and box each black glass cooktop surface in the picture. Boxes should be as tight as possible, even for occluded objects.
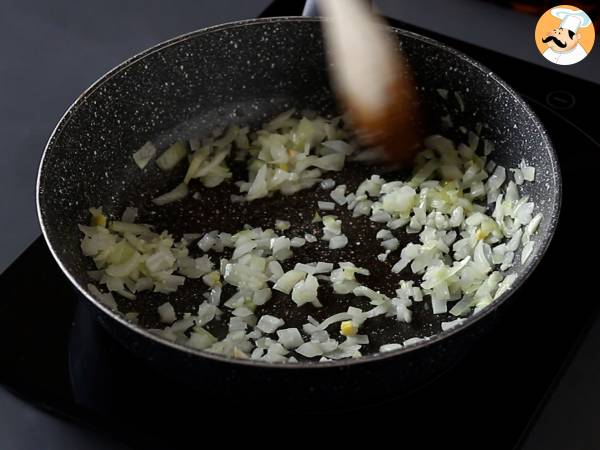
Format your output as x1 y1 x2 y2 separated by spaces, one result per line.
1 1 599 448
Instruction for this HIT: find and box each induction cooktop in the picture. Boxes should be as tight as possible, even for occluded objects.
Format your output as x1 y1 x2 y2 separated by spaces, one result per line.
1 1 599 448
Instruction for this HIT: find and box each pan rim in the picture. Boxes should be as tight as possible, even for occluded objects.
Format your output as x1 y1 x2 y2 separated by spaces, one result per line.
37 16 562 370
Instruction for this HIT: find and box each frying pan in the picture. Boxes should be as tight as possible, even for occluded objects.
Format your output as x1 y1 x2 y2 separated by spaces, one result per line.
36 17 560 408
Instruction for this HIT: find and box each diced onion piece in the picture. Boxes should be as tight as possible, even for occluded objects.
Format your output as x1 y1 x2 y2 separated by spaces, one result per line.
441 318 465 331
304 233 317 243
183 147 209 184
277 328 304 349
512 168 524 185
232 241 257 260
521 241 534 264
152 183 188 206
382 186 416 216
523 213 542 244
290 237 306 247
156 141 187 171
437 88 448 99
133 141 157 169
403 337 426 347
320 178 336 190
157 302 176 324
253 288 272 306
257 315 285 334
353 286 389 305
88 284 117 310
270 236 292 261
494 273 518 299
296 342 324 358
322 215 342 241
318 201 335 211
273 270 306 295
519 159 536 182
146 249 176 272
315 262 334 273
121 207 138 224
454 91 465 112
89 207 107 227
106 252 142 278
487 166 506 191
247 164 269 201
330 185 347 205
322 140 354 155
380 343 403 352
265 108 296 131
376 229 393 240
275 220 291 231
291 274 321 307
329 234 348 249
109 221 151 235
267 260 284 282
187 328 218 350
381 238 399 251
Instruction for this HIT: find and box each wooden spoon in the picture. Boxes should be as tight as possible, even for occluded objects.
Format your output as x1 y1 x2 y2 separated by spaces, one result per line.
319 0 422 167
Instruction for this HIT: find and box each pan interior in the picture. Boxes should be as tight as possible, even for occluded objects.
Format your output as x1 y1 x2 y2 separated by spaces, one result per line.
38 19 560 359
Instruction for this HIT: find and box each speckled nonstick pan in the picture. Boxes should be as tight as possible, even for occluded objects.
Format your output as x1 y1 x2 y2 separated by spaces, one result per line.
37 17 560 408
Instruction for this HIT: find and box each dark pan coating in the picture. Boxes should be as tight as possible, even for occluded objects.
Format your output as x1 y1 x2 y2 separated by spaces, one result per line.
37 18 560 368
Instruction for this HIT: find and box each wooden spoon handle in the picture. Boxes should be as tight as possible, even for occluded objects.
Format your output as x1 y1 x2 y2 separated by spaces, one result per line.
320 0 422 166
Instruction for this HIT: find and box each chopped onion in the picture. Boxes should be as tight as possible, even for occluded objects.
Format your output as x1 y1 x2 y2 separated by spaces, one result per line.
277 328 304 349
270 236 292 260
380 343 403 352
441 318 465 331
318 201 335 211
247 164 269 201
187 328 217 350
437 88 449 99
133 141 157 169
487 166 506 191
121 207 138 224
156 142 187 171
275 220 291 231
290 237 306 247
152 183 188 206
454 91 465 112
376 229 393 240
81 107 541 364
329 234 348 249
330 185 347 205
157 302 176 324
304 233 317 243
320 178 336 190
296 342 323 358
519 159 536 182
494 273 517 299
403 337 427 347
273 270 306 295
291 274 321 307
267 260 284 282
197 231 217 252
253 288 272 306
322 140 354 155
521 241 534 264
256 315 285 334
512 168 524 185
381 238 399 251
523 213 542 244
88 284 117 310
